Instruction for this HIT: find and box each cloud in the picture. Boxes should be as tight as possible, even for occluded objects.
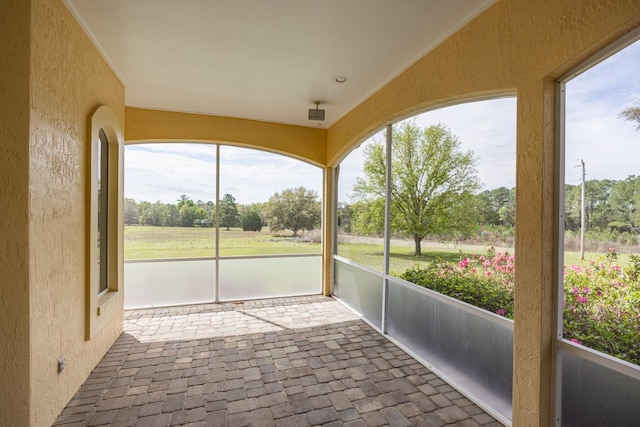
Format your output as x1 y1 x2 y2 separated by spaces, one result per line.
337 97 517 202
125 143 322 205
564 39 640 185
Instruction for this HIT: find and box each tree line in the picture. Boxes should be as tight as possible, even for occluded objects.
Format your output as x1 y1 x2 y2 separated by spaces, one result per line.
565 175 640 245
126 187 321 236
337 120 639 254
127 116 638 249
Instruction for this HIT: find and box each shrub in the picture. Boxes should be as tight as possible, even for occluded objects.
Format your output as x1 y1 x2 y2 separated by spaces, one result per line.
397 247 640 365
562 248 640 363
241 210 262 231
399 248 515 318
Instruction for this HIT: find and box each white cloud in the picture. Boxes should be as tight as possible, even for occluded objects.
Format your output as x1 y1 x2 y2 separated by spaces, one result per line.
564 39 640 185
125 143 322 205
125 143 216 203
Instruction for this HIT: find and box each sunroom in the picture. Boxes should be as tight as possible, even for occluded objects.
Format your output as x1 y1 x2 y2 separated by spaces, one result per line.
2 1 640 426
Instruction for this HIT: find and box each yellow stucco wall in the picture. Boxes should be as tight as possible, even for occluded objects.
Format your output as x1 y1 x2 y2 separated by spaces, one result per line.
125 107 328 167
326 1 640 425
0 1 32 425
27 0 126 425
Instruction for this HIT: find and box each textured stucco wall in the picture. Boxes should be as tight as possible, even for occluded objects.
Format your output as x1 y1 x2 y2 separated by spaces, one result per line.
0 1 32 425
28 1 125 425
325 1 640 425
125 107 327 167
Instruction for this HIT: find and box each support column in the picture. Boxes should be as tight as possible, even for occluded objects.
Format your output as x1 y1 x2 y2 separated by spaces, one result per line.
322 166 334 296
512 78 558 427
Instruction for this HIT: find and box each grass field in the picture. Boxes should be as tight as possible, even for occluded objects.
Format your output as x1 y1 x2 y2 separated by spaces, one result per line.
124 226 633 272
124 226 321 259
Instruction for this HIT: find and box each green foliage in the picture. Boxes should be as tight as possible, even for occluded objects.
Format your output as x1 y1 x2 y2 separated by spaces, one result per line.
563 248 640 363
241 210 263 232
398 249 514 318
336 202 354 233
264 187 321 236
125 198 139 225
353 122 480 255
474 187 515 227
219 193 240 230
177 195 208 227
564 175 640 242
350 199 385 236
398 248 640 365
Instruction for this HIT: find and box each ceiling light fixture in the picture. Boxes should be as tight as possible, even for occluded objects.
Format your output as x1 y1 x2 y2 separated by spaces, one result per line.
308 102 325 121
333 75 349 83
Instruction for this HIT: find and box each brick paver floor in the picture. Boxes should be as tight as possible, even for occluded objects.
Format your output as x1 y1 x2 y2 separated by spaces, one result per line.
54 295 503 426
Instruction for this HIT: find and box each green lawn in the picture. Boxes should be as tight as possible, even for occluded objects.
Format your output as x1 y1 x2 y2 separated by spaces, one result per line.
124 226 628 270
337 240 515 274
124 226 321 259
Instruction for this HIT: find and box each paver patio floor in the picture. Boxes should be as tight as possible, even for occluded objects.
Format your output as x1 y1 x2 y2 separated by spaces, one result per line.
54 295 503 426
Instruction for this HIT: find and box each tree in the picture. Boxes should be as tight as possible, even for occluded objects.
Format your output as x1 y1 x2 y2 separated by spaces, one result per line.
176 195 205 227
474 187 515 227
620 106 640 130
220 193 240 230
607 175 640 234
241 210 263 231
336 202 354 233
265 187 321 236
353 122 479 255
124 198 139 225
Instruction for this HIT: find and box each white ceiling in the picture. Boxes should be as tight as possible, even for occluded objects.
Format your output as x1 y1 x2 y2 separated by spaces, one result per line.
66 0 495 128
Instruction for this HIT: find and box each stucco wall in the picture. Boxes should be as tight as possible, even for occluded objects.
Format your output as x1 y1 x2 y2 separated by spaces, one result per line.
125 107 327 167
28 0 125 425
326 1 640 425
0 1 32 425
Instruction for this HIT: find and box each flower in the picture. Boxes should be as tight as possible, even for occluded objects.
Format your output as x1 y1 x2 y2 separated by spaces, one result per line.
496 308 507 316
570 338 583 345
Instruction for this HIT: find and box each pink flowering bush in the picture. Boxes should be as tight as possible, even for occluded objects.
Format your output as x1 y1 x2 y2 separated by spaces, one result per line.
399 247 515 318
398 247 640 365
563 249 640 364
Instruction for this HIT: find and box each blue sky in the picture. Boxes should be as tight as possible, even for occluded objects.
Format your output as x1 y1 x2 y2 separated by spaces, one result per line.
126 38 639 204
564 38 640 185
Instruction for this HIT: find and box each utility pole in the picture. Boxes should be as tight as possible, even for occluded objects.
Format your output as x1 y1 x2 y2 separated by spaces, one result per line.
579 159 586 260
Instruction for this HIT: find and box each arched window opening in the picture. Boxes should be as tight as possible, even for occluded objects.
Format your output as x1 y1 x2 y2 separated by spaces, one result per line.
123 142 323 308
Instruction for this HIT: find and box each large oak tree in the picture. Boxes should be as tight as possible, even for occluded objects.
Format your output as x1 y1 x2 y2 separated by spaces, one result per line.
353 122 479 255
265 187 321 236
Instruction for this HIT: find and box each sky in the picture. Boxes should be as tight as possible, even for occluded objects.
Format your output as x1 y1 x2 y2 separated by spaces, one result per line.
124 144 322 204
564 39 640 185
125 38 640 205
